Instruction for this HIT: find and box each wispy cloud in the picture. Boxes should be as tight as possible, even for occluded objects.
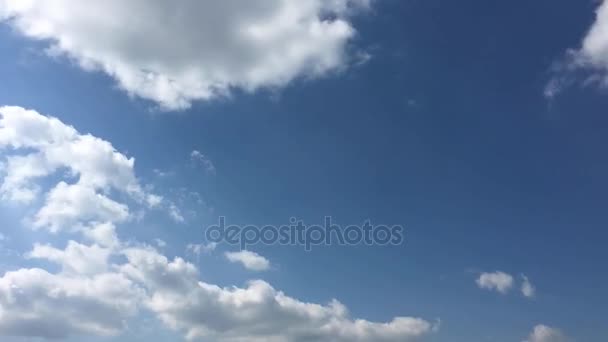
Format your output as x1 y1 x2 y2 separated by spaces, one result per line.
190 150 216 175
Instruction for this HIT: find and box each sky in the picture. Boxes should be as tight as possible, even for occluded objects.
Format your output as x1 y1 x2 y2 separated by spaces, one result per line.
0 0 607 341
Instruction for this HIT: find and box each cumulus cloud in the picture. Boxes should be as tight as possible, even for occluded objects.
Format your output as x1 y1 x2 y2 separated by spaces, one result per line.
546 0 608 97
121 247 436 342
0 106 163 234
27 241 111 276
0 267 142 339
476 271 514 294
3 241 438 341
523 324 569 342
83 222 120 249
225 250 271 271
33 182 130 232
0 0 371 110
0 104 436 341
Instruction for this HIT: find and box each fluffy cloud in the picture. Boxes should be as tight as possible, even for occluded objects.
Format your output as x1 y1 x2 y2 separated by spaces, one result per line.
121 247 436 342
0 267 142 339
523 325 568 342
27 241 112 276
546 0 608 97
476 271 514 294
0 0 371 110
33 182 130 232
576 1 608 73
0 106 162 234
0 234 436 341
225 250 271 271
0 105 436 341
83 222 120 248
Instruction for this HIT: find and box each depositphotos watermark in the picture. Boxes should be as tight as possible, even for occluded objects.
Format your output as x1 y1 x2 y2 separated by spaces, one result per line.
204 216 404 251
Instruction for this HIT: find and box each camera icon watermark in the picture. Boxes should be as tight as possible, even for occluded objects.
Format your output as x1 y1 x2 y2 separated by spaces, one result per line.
204 216 404 251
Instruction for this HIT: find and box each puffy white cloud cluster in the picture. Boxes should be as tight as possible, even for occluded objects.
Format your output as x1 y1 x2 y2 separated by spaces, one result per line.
125 246 437 342
0 106 437 341
0 106 161 236
0 0 371 109
0 267 142 339
0 241 437 341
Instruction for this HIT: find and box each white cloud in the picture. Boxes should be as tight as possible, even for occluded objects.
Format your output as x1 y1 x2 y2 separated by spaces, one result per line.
0 105 437 341
27 241 111 276
0 0 371 110
191 150 216 175
0 106 162 234
476 271 514 294
576 1 608 73
225 250 271 271
0 106 143 198
523 325 568 342
0 267 142 339
33 182 130 233
121 247 436 342
546 0 608 97
83 222 120 248
521 274 536 298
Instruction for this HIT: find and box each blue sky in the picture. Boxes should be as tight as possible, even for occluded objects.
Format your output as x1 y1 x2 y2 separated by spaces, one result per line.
0 1 607 341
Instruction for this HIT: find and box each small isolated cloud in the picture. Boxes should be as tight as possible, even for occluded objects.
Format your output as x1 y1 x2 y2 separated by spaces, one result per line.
476 271 514 294
154 239 167 248
0 1 372 110
523 324 569 342
225 250 270 271
521 274 536 298
0 106 163 233
190 150 216 175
